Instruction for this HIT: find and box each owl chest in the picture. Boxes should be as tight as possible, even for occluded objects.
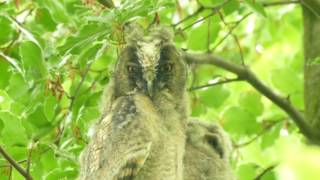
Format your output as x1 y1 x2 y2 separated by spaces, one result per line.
135 134 185 180
134 113 185 180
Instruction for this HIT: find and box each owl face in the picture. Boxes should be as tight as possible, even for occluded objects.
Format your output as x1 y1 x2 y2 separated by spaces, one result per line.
114 28 187 99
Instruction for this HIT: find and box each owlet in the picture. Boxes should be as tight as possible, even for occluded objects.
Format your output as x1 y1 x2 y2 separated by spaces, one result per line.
79 25 188 180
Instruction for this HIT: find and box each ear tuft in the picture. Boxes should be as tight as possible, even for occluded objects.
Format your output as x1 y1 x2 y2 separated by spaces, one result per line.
123 22 144 45
149 25 174 43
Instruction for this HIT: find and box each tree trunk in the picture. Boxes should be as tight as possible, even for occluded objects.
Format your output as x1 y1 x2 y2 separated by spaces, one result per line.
303 0 320 140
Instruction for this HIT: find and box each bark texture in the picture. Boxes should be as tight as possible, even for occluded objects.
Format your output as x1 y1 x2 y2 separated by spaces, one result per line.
303 0 320 134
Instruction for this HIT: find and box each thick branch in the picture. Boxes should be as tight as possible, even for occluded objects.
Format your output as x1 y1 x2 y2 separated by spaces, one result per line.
183 52 320 141
0 145 33 180
301 0 320 17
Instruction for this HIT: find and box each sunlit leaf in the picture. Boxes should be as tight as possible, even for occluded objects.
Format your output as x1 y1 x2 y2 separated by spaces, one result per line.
271 67 302 95
239 91 264 117
0 16 16 45
187 15 220 51
198 0 225 7
0 111 28 146
222 106 262 135
19 41 48 80
198 86 230 108
244 0 267 17
237 163 258 180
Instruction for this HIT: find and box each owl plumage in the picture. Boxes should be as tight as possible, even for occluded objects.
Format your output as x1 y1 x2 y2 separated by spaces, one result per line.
184 119 235 180
80 25 188 180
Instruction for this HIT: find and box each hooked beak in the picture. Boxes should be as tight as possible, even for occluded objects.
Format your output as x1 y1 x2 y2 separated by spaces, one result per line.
147 80 153 97
143 70 155 97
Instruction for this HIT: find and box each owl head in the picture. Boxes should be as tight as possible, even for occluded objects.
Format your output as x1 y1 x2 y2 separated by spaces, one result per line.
186 120 231 160
113 25 187 100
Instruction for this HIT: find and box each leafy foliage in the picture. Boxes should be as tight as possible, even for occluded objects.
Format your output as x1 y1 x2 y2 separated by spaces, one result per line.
0 0 319 179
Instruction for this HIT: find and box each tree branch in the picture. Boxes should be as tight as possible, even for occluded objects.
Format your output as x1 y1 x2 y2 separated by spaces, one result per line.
301 0 320 17
0 145 33 180
189 77 243 91
183 52 320 141
254 164 278 180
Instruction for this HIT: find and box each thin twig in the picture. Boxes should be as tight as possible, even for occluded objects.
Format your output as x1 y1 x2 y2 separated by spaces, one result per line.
180 7 221 32
0 145 33 180
69 63 92 110
172 6 205 27
212 12 252 51
235 120 284 148
55 63 92 146
218 12 246 65
189 77 243 91
0 160 27 168
254 164 278 180
26 142 34 174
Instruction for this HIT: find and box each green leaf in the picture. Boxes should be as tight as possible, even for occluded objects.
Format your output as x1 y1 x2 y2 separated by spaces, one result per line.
0 59 11 88
187 15 220 51
7 73 29 99
36 0 70 23
10 102 26 115
0 90 13 111
244 0 267 17
85 92 102 107
239 91 264 117
0 111 28 146
79 106 100 124
270 67 302 95
44 96 58 121
45 168 78 180
223 0 240 15
35 8 57 31
198 0 225 7
223 106 261 135
91 53 114 72
260 170 276 180
0 118 3 135
0 16 16 45
40 149 58 172
198 86 230 108
78 43 103 69
58 24 106 55
261 122 282 149
19 41 48 80
237 163 258 180
27 105 51 128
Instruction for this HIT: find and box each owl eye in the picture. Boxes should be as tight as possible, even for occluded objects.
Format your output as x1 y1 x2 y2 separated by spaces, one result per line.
159 63 172 72
127 65 138 72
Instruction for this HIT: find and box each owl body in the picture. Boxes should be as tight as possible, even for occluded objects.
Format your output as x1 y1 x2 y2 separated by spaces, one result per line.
80 26 188 180
184 120 234 180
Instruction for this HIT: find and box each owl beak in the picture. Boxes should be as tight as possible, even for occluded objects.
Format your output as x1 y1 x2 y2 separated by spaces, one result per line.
147 80 153 97
143 70 155 97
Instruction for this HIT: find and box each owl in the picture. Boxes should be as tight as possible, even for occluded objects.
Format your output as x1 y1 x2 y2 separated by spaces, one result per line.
79 25 188 180
184 119 235 180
